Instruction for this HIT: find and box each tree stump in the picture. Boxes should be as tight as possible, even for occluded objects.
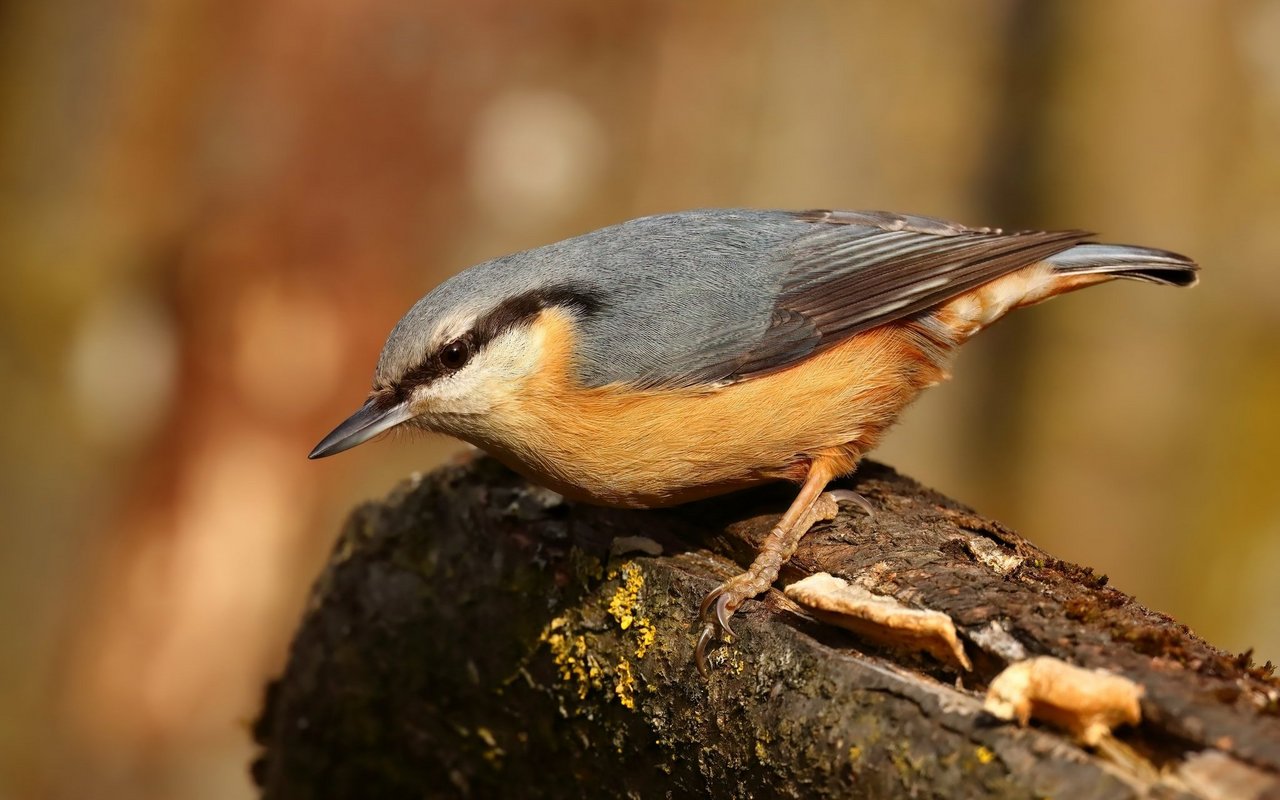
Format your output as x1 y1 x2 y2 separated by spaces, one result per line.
252 456 1280 799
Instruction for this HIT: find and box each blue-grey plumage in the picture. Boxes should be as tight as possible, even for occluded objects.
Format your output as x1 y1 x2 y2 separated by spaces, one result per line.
310 208 1198 674
375 209 798 390
371 209 1195 395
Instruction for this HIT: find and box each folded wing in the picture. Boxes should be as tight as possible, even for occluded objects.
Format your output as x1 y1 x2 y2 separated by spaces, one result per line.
676 210 1090 386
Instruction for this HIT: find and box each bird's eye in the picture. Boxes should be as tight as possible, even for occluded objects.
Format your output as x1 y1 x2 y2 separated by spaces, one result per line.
439 338 471 371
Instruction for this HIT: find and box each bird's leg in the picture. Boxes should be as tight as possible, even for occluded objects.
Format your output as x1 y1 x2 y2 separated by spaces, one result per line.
696 459 840 676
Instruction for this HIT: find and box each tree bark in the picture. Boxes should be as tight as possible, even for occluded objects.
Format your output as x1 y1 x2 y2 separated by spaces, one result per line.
252 456 1280 799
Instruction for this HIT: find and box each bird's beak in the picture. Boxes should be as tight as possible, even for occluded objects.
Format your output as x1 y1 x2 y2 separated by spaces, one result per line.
309 397 414 459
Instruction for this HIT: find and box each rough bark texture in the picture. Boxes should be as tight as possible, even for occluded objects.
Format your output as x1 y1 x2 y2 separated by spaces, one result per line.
253 456 1280 799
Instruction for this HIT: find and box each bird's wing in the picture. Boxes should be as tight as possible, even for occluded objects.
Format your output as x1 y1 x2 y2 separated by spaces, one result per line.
670 210 1090 387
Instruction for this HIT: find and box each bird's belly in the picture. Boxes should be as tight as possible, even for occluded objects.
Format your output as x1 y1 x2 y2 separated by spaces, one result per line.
478 323 953 509
478 445 771 509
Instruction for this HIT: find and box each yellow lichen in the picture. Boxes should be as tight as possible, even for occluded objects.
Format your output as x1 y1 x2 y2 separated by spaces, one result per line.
606 562 658 659
539 617 603 699
975 745 995 765
848 745 863 763
607 562 645 630
633 616 656 658
891 749 912 780
476 727 505 767
614 659 636 709
571 547 604 583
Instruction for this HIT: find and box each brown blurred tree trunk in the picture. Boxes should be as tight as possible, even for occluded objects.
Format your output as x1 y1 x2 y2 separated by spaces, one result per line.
253 457 1280 799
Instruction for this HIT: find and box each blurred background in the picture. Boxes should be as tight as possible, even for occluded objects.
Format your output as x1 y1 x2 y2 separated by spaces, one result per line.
2 0 1278 797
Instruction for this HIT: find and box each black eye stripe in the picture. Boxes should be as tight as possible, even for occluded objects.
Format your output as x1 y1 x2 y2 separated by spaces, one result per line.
395 284 603 397
470 285 604 348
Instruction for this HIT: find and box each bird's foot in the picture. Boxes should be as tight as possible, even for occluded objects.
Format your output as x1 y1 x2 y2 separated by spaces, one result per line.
694 580 752 677
694 490 850 676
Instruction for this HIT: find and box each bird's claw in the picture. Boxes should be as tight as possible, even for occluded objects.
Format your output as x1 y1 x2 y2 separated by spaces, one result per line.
698 586 736 637
826 489 875 517
695 585 741 677
694 624 716 678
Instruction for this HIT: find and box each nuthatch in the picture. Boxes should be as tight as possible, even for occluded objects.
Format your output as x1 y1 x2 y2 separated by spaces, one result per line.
310 209 1198 673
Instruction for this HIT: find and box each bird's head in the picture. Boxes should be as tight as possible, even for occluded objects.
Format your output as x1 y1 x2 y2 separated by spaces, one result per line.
309 268 602 459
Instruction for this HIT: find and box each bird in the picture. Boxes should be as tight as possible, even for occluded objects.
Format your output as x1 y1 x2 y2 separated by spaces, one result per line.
309 208 1198 674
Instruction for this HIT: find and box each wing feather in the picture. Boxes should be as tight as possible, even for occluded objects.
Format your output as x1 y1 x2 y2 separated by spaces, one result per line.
685 210 1090 384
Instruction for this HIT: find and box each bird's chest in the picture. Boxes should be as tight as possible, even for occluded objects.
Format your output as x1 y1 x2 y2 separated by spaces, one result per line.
471 388 773 508
465 319 953 508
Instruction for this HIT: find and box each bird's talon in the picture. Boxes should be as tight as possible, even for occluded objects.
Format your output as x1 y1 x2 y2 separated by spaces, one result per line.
695 624 715 678
697 585 724 621
827 489 875 517
696 586 744 676
714 594 736 638
697 586 739 637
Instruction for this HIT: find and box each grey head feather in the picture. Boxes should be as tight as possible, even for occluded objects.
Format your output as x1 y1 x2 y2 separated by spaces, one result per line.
375 209 807 389
375 208 1113 392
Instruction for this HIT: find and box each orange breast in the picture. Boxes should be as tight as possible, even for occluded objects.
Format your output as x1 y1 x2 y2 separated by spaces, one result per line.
464 309 958 508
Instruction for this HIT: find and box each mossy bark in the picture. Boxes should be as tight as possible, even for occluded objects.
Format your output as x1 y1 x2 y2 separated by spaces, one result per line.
253 456 1280 799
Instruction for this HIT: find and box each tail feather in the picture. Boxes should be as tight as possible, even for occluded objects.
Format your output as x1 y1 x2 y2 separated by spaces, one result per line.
1048 243 1199 288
